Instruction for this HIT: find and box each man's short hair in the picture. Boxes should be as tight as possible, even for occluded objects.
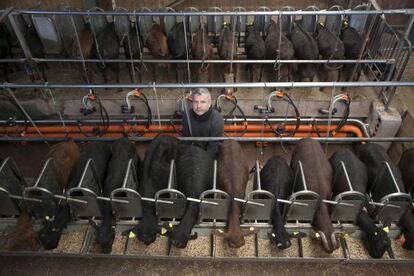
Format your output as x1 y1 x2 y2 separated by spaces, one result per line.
192 88 211 101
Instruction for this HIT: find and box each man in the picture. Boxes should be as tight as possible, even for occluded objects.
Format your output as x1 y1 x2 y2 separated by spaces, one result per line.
182 88 224 157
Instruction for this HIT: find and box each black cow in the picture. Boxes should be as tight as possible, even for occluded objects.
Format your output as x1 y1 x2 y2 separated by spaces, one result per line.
218 23 237 82
38 143 111 250
90 138 141 253
398 148 414 250
340 25 364 82
169 145 214 248
260 156 293 249
245 24 266 82
264 20 295 82
315 23 345 90
330 148 390 258
358 144 414 251
123 136 179 245
123 25 144 83
291 138 337 253
289 23 319 82
168 22 191 82
0 23 13 82
92 23 120 85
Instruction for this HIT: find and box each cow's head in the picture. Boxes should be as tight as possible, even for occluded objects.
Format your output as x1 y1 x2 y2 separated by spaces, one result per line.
213 227 258 248
37 223 63 250
169 228 198 248
90 219 115 254
309 229 342 253
361 226 390 258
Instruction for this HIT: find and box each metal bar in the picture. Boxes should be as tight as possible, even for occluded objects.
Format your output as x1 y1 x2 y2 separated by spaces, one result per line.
3 81 414 89
96 196 129 204
8 194 43 203
340 162 354 192
298 161 307 191
187 197 219 206
53 194 87 204
255 160 261 190
234 197 265 207
322 199 354 207
10 9 414 16
277 198 308 206
142 197 174 205
0 58 396 64
368 201 401 208
213 160 217 190
167 160 175 189
2 137 414 143
0 7 14 23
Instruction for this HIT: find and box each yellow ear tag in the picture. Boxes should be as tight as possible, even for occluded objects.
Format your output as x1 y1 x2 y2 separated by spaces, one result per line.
161 227 168 235
45 216 50 221
344 233 349 239
249 227 255 232
218 229 224 234
271 233 276 237
383 226 389 233
129 232 136 239
293 231 299 236
169 223 173 228
315 232 320 238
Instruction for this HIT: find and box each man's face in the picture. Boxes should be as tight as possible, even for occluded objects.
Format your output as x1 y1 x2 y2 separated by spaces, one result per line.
192 94 211 116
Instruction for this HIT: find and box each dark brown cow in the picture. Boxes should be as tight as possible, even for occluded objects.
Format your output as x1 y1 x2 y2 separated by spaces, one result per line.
146 23 170 82
290 138 338 253
191 24 213 82
217 140 249 248
5 209 39 251
71 25 94 83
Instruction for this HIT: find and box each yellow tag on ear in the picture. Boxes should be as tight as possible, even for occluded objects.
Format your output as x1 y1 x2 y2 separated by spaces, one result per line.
249 227 255 232
169 223 173 228
161 228 167 235
129 232 136 239
45 216 50 220
218 229 224 234
271 233 276 237
383 226 389 233
315 232 320 238
344 233 349 239
293 231 299 236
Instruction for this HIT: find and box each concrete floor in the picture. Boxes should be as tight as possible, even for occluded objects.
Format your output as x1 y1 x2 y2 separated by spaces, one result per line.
1 256 413 276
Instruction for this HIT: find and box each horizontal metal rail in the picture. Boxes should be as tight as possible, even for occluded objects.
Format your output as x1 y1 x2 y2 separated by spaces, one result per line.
0 137 413 143
2 81 414 89
0 58 395 65
7 8 414 16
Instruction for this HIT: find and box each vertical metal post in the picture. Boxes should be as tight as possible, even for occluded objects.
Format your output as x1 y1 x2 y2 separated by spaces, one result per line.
8 13 32 59
255 160 261 190
213 160 217 189
340 161 354 191
167 159 175 189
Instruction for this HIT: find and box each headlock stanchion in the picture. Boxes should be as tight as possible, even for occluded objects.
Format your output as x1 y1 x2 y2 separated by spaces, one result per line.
0 157 26 216
110 159 142 219
369 161 413 223
199 160 231 222
330 161 366 222
67 158 102 218
155 159 187 220
286 161 321 222
242 161 274 222
23 158 62 218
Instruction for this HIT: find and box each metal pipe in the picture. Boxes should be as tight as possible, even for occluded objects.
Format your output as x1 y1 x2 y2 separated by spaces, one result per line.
1 136 414 142
141 197 174 205
10 9 414 16
234 198 265 207
187 197 219 206
0 58 395 64
3 81 414 89
322 199 354 207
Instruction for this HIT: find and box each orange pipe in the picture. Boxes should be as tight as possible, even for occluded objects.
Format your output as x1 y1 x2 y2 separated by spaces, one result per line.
2 124 363 138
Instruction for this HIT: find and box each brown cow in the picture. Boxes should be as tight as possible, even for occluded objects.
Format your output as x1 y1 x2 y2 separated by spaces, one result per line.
71 25 94 83
146 23 170 82
191 24 213 82
216 140 249 248
290 138 338 253
5 209 39 251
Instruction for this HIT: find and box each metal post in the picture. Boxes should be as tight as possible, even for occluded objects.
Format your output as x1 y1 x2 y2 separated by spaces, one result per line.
7 12 32 59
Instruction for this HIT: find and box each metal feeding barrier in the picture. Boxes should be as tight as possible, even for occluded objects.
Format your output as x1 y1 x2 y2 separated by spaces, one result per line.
0 157 27 216
23 158 63 218
242 160 274 222
286 161 321 222
330 161 366 222
67 158 102 218
110 159 142 219
369 161 413 223
198 160 231 222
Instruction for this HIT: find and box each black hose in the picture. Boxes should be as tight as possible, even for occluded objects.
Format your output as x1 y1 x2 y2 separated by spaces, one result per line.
216 97 248 137
138 91 152 129
266 93 300 137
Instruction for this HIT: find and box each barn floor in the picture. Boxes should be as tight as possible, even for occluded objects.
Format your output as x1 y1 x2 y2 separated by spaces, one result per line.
1 255 414 276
